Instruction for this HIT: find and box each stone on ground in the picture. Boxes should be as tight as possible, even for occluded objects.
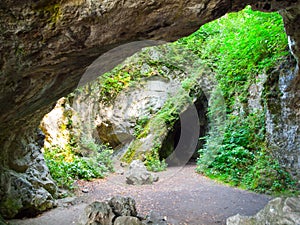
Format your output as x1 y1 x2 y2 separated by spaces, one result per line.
78 201 114 225
109 196 137 217
125 160 159 185
78 196 149 225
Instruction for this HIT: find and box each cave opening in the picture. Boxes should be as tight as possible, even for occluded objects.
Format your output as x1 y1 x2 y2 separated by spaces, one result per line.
159 91 209 165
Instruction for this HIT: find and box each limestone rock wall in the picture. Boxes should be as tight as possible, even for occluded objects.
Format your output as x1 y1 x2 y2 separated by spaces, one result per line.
0 107 57 218
264 56 300 182
0 0 300 218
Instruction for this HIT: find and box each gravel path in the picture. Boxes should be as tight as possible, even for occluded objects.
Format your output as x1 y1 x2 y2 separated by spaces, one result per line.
8 163 271 225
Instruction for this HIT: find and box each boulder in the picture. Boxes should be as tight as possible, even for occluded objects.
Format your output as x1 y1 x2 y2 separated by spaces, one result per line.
78 196 147 225
78 201 114 225
114 216 143 225
226 197 300 225
125 160 159 185
109 196 137 217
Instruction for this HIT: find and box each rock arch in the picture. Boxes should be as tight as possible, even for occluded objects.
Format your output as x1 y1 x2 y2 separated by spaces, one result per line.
0 0 300 218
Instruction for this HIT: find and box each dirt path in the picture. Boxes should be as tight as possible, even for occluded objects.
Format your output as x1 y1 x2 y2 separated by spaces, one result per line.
8 163 271 225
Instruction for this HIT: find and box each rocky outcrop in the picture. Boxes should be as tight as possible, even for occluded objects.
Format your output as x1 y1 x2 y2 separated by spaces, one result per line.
1 0 300 219
0 122 58 218
95 76 180 149
40 45 210 161
119 46 213 166
226 197 300 225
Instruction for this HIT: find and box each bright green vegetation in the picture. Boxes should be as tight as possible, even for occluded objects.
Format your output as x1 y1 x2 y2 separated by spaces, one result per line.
44 138 114 190
177 6 288 108
145 142 168 172
177 7 296 194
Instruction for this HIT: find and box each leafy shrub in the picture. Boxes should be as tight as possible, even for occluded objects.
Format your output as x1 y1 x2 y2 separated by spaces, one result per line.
44 140 114 190
242 153 296 193
145 153 168 172
197 111 295 193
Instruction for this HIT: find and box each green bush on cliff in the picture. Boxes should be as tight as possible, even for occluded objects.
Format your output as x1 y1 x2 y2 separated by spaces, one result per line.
177 7 296 193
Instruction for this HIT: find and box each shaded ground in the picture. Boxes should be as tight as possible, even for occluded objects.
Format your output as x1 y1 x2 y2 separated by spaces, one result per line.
8 163 271 225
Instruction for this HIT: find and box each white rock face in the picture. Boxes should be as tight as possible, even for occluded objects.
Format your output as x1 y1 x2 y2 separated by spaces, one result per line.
96 77 180 148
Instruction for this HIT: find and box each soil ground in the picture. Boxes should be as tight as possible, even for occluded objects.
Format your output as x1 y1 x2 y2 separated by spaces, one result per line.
8 163 271 225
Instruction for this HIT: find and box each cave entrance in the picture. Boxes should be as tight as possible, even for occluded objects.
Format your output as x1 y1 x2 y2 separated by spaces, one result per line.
159 92 208 166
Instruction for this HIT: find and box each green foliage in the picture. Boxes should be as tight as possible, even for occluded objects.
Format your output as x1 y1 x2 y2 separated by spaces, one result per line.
44 140 114 190
145 142 168 172
176 6 288 109
242 153 296 193
100 69 132 103
133 115 150 137
179 7 297 194
121 140 142 163
197 112 295 193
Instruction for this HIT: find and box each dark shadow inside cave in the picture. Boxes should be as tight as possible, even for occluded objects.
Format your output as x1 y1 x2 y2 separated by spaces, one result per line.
160 92 209 166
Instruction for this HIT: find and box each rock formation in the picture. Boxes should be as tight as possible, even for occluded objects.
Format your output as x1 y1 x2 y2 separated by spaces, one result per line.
79 196 167 225
0 0 300 218
78 196 139 225
40 45 209 163
226 197 300 225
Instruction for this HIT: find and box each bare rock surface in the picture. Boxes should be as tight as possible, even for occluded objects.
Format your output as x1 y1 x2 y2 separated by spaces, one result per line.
115 216 143 225
109 196 138 217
